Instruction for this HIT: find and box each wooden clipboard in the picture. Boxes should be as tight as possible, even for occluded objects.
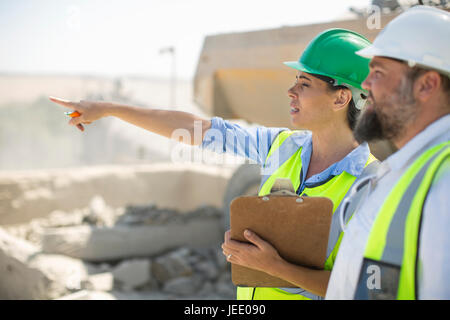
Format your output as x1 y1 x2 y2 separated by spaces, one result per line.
229 179 333 288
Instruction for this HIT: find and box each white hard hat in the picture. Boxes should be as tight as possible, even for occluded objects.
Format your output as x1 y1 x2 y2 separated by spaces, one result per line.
356 6 450 76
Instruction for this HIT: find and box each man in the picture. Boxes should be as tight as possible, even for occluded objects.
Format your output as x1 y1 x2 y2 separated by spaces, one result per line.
325 5 450 300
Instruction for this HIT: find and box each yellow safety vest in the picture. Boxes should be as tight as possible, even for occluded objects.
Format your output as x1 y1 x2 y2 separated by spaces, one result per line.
237 130 377 300
354 141 449 300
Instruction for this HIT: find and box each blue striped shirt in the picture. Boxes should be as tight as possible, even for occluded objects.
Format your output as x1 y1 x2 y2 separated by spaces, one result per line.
201 117 370 192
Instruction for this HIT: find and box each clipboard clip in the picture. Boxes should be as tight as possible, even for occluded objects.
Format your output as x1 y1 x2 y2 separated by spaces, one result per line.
268 178 299 197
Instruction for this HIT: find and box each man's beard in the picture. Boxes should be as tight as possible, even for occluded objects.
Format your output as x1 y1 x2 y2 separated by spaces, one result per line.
353 74 419 144
353 103 384 143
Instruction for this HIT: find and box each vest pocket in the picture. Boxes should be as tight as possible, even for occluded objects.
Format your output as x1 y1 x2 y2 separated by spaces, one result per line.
354 258 400 300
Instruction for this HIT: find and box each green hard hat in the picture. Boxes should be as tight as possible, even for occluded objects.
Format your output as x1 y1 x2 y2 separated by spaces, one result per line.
284 28 371 91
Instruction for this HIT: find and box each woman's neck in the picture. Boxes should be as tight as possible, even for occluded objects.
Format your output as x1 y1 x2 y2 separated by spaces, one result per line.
307 124 359 179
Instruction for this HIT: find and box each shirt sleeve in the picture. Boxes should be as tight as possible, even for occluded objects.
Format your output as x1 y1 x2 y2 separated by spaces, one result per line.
201 117 288 166
417 159 450 299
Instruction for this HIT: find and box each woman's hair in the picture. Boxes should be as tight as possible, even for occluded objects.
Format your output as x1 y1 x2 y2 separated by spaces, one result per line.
310 73 361 130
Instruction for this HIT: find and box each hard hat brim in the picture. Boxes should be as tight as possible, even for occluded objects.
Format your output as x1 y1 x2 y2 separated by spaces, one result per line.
283 61 313 73
283 60 365 90
283 60 337 81
355 46 380 59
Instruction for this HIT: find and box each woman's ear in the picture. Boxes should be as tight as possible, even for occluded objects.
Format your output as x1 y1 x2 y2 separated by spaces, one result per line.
333 88 352 111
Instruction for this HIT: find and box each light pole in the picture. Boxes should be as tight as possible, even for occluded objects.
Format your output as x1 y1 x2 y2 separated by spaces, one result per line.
159 46 176 109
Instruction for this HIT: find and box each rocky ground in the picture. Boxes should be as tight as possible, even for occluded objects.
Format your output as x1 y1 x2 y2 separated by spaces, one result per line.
0 195 235 300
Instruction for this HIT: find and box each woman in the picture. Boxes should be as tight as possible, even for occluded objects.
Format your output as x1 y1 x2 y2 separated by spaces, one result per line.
49 29 375 300
221 29 378 300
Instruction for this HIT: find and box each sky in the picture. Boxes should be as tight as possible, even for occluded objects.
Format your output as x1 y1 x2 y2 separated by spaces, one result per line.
0 0 372 80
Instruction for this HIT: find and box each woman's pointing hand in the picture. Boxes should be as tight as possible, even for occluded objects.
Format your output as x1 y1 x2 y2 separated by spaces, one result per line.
49 96 109 131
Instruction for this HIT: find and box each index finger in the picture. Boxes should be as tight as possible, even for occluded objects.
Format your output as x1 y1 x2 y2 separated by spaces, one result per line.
49 96 76 109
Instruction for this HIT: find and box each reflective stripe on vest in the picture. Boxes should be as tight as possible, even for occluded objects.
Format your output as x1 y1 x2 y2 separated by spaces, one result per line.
325 160 380 271
237 130 376 300
258 131 308 196
354 142 450 300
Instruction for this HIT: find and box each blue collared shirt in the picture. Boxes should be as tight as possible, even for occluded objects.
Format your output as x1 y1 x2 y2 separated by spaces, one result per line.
201 117 371 193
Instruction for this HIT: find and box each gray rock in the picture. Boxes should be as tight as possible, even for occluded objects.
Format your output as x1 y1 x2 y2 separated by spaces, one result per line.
152 248 193 283
198 281 215 296
0 227 90 299
41 209 85 228
27 253 91 292
83 195 115 227
215 280 236 299
0 227 47 299
83 272 114 292
55 290 116 300
117 203 174 226
40 218 222 261
194 260 219 281
112 259 151 289
162 275 202 296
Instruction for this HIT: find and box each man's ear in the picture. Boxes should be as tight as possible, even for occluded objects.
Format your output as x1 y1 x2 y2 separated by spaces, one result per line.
333 88 352 111
414 71 441 103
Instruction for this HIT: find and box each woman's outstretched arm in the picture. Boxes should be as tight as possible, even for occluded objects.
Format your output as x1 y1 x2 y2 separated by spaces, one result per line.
49 96 211 145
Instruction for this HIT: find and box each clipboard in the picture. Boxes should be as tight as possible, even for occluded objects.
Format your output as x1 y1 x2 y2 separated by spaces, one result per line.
229 178 333 288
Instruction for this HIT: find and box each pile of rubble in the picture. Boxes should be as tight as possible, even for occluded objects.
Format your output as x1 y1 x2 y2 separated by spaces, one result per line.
0 196 235 300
